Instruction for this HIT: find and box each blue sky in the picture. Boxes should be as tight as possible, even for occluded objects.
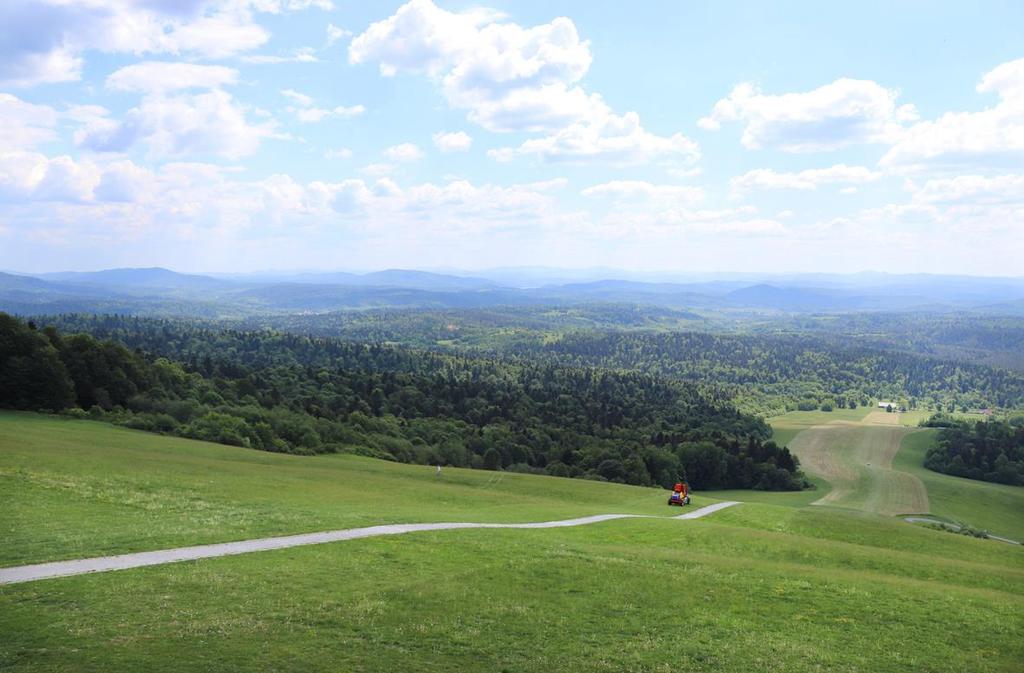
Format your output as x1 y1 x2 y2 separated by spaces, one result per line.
1 0 1022 274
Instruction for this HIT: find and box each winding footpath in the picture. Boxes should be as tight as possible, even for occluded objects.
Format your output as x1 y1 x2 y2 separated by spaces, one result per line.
0 501 740 585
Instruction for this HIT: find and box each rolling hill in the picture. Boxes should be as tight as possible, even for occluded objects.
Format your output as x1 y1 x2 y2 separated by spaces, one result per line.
1 412 1021 672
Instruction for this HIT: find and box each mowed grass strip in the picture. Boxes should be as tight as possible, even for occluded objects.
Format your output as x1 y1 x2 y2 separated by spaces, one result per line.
1 515 1021 673
0 412 697 566
786 424 928 516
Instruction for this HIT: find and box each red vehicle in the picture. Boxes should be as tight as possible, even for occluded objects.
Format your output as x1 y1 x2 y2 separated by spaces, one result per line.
667 481 691 506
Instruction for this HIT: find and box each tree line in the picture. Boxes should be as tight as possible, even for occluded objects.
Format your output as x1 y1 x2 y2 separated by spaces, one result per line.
922 414 1024 485
0 313 807 491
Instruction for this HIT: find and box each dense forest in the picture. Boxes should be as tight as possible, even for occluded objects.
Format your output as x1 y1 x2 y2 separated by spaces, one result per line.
922 415 1024 485
506 331 1024 416
760 313 1024 372
35 312 1024 418
0 313 806 490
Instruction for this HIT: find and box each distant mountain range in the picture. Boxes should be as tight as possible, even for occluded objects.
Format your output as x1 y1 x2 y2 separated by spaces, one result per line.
2 267 1023 317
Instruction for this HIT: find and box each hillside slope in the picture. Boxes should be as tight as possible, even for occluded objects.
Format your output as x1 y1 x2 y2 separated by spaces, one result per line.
1 413 1021 672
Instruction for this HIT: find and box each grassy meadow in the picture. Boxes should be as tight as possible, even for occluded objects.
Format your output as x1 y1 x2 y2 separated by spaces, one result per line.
894 429 1024 540
1 412 1022 672
0 412 685 566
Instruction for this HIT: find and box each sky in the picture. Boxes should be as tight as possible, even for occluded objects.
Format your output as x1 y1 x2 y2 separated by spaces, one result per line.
1 0 1022 275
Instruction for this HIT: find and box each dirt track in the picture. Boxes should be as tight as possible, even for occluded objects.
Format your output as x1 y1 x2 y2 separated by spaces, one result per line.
789 424 929 516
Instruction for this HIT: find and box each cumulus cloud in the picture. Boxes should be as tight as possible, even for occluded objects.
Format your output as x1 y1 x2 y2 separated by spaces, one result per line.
576 179 777 238
241 47 319 64
581 180 705 205
350 0 593 131
79 89 278 159
0 145 575 245
910 174 1024 205
881 58 1024 170
326 23 352 47
587 204 786 239
731 164 882 192
700 79 918 152
0 0 330 87
0 151 159 204
281 89 365 122
106 62 239 92
350 0 696 164
432 131 473 152
383 143 424 162
0 94 59 150
490 109 699 165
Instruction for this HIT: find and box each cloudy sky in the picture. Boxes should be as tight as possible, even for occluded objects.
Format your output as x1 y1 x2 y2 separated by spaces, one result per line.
1 0 1022 275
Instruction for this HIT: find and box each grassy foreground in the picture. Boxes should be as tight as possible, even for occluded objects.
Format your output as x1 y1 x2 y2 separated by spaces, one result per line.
1 412 1022 672
0 412 691 567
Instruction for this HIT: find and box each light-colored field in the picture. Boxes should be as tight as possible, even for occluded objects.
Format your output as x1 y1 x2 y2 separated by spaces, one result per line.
732 409 1024 540
861 410 904 425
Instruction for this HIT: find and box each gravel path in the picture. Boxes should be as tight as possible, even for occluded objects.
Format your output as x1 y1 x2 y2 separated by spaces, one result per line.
903 517 1021 545
0 501 739 585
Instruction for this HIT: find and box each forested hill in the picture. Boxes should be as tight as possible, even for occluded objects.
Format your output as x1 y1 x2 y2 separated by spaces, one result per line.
25 313 1024 417
502 331 1024 416
0 313 805 490
922 415 1024 485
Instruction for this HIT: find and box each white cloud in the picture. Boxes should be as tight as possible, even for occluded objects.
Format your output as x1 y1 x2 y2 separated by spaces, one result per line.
107 62 239 92
0 1 330 88
911 174 1024 205
700 79 918 152
0 147 574 244
326 23 352 46
581 180 705 205
490 109 699 164
349 0 506 79
79 90 278 159
332 105 365 118
383 143 424 162
881 58 1024 170
324 148 353 159
360 163 395 177
587 205 786 238
731 164 882 192
282 89 364 122
0 151 158 204
350 2 593 132
242 47 319 64
350 0 695 164
294 105 365 122
432 131 473 152
94 64 271 159
0 94 59 151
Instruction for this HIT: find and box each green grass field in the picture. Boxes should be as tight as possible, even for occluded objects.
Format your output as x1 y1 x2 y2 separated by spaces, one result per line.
0 412 684 567
893 430 1024 540
2 412 1022 672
